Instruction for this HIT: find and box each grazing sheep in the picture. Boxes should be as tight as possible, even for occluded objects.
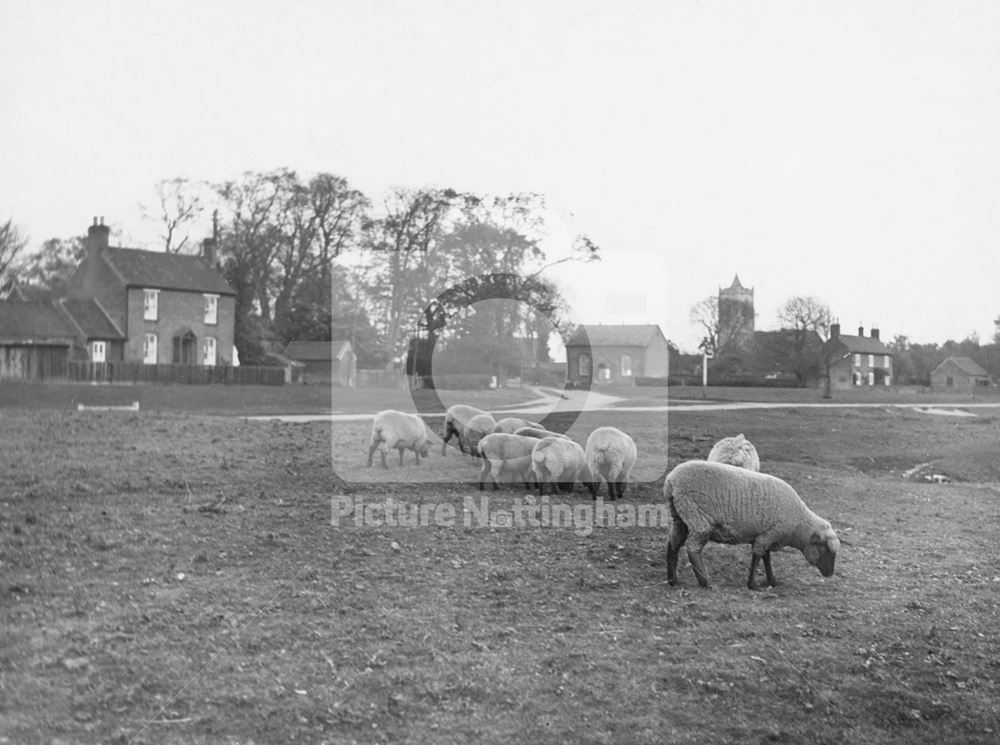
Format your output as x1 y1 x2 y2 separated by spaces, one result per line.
477 433 538 491
707 433 760 471
585 426 637 501
513 426 571 441
531 437 591 496
492 417 543 434
441 404 489 455
368 410 432 468
663 460 840 590
463 413 498 458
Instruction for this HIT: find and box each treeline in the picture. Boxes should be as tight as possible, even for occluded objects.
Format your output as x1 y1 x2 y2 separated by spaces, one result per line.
4 171 599 369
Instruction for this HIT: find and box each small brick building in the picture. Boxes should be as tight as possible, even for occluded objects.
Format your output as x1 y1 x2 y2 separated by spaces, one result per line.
565 324 670 386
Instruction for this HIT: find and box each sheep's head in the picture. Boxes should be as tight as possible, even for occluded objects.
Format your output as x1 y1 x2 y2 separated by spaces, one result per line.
804 524 840 577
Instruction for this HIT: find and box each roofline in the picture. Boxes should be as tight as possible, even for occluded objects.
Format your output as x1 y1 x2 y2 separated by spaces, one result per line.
55 298 87 338
93 297 125 337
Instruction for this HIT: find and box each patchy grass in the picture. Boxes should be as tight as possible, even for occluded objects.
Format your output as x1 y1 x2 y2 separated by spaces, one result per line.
1 404 999 744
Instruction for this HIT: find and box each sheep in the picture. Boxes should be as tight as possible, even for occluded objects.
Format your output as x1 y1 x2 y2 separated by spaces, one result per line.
367 410 432 468
477 433 539 491
492 417 542 434
707 433 760 471
513 426 571 441
462 413 498 458
531 437 591 496
584 426 637 501
441 404 489 455
663 460 840 591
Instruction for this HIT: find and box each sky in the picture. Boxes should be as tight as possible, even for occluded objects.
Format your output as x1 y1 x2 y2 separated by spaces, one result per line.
2 0 999 353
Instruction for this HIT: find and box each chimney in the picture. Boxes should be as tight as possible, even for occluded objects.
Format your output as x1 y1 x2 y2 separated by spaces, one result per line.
830 321 840 340
857 324 864 337
202 237 218 267
87 216 110 254
870 326 879 340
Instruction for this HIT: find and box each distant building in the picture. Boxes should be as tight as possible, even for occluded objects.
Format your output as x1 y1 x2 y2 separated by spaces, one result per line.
827 324 893 389
565 324 669 386
930 356 992 391
0 298 79 379
284 340 357 386
718 274 755 354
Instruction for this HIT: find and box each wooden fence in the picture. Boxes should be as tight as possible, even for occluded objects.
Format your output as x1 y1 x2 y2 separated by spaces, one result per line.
67 361 285 386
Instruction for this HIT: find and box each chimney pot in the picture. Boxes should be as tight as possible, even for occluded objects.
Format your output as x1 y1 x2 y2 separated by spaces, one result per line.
858 324 864 337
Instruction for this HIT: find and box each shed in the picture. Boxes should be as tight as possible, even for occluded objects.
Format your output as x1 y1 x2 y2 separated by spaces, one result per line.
930 356 992 391
284 340 357 386
0 299 79 379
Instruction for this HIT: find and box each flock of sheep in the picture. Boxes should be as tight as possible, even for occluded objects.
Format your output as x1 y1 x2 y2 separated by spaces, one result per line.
367 406 840 591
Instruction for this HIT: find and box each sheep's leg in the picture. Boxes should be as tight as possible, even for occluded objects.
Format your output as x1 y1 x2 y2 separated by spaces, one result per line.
441 426 451 455
666 520 688 585
397 447 405 466
380 447 388 469
478 460 490 491
686 537 711 587
413 448 421 465
747 552 763 591
762 550 776 587
367 441 379 467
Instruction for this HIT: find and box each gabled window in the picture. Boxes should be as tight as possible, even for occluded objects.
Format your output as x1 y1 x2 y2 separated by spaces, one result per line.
91 341 106 363
204 294 218 325
143 334 158 364
621 354 633 377
203 336 217 366
143 289 159 321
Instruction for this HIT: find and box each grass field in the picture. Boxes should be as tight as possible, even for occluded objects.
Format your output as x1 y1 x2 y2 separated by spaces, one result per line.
2 387 999 743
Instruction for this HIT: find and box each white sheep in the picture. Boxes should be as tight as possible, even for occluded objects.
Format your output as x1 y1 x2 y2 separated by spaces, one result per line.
463 413 498 458
663 460 840 590
367 410 431 468
585 426 637 501
531 436 591 496
707 433 760 471
492 417 542 434
513 426 570 441
441 404 489 455
477 433 538 491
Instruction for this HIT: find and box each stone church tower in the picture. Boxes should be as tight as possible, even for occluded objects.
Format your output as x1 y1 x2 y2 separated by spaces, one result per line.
718 274 755 353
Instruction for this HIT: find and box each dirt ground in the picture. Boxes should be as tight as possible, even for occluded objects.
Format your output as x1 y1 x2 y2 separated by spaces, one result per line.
1 394 999 744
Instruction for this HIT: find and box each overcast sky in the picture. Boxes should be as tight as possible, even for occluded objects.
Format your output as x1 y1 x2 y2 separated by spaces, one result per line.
2 0 998 352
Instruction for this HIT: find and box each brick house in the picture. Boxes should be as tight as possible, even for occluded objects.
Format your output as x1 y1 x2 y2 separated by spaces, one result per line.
930 356 992 391
65 218 235 365
827 324 893 389
565 324 670 386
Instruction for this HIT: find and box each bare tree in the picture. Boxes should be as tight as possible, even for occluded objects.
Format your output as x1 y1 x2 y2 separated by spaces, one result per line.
142 178 206 253
777 296 832 390
689 295 720 354
0 217 28 286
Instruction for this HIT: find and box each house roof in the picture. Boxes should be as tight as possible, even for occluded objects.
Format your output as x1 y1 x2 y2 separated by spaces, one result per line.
565 324 666 348
59 298 125 340
102 246 234 295
284 340 353 361
0 299 78 345
934 356 990 378
832 333 891 355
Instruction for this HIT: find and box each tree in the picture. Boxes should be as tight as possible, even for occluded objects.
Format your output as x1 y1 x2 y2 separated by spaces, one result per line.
8 235 87 298
777 296 831 389
0 217 28 288
689 296 720 355
141 178 206 253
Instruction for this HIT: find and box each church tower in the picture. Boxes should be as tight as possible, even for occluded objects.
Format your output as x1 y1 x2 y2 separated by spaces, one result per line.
718 274 755 353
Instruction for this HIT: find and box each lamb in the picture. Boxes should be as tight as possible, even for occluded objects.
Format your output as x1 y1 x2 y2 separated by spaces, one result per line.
477 433 539 491
441 404 489 455
513 426 570 441
531 437 591 496
663 460 840 590
584 426 637 501
492 417 543 434
462 413 498 458
707 433 760 471
367 410 432 468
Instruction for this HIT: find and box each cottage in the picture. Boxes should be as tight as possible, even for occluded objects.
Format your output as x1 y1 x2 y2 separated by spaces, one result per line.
284 340 357 386
565 324 669 386
65 218 235 366
827 324 893 389
930 356 992 391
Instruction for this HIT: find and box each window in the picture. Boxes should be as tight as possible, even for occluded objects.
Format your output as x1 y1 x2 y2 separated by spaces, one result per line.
143 334 158 364
883 355 890 368
620 354 633 377
868 354 874 368
946 376 954 387
598 363 610 381
853 353 861 367
91 341 106 363
867 371 874 386
204 294 219 325
143 289 159 321
885 375 891 386
578 354 591 377
203 336 217 366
